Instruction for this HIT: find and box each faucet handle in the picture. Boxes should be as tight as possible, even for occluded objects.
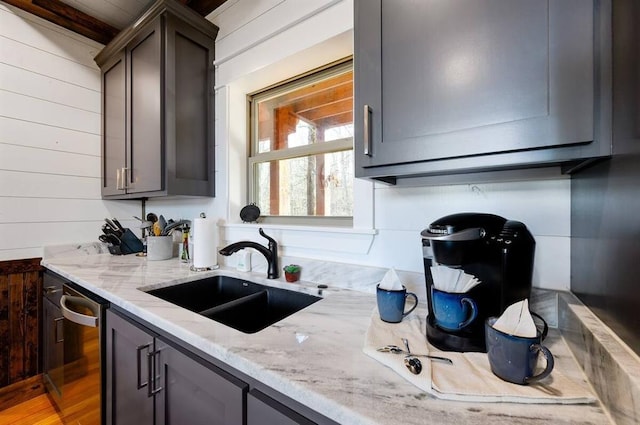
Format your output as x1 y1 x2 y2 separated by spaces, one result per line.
258 228 276 246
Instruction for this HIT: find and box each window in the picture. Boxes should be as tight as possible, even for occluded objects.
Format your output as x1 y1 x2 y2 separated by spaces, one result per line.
248 59 353 225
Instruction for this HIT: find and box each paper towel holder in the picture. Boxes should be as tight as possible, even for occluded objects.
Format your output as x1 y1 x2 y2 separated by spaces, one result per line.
190 264 220 272
191 212 219 271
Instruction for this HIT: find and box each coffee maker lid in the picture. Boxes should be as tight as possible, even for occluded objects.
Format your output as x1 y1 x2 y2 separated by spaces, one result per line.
421 212 506 241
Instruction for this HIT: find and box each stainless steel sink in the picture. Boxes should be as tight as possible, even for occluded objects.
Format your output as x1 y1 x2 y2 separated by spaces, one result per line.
144 275 321 333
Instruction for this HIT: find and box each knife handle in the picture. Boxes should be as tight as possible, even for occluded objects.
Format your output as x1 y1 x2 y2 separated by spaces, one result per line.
112 218 125 231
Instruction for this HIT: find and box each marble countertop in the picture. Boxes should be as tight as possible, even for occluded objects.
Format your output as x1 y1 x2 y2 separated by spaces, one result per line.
41 253 611 425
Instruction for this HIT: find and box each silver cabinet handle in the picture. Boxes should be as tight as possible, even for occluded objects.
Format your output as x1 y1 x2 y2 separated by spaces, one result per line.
136 343 151 390
116 167 129 190
54 317 64 343
44 286 61 296
116 168 123 190
363 104 372 156
60 295 99 327
122 167 129 189
147 350 163 397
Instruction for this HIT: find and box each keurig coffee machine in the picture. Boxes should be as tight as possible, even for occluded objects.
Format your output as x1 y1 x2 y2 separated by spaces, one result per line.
421 213 535 352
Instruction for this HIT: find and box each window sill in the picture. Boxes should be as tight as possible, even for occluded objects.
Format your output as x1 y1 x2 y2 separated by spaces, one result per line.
220 223 377 255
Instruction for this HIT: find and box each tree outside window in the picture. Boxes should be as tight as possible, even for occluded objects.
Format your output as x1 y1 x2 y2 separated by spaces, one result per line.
249 60 353 224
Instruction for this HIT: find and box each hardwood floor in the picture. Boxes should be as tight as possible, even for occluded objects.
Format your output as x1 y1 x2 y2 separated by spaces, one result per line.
0 328 100 425
0 393 63 425
0 375 99 425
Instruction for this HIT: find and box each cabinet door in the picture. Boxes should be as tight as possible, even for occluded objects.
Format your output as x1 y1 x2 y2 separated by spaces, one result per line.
247 389 316 425
164 15 216 196
105 310 154 425
355 0 594 170
155 341 247 425
101 51 127 197
127 19 163 194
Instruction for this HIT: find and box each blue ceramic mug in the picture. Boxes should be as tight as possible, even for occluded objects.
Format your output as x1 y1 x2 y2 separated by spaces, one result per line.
431 288 478 331
485 315 554 385
376 284 418 323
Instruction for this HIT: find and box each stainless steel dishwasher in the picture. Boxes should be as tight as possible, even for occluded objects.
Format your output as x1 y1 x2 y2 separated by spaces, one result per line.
44 272 108 425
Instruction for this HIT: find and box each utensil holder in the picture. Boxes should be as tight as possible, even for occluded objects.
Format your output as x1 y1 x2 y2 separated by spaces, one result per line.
147 235 174 260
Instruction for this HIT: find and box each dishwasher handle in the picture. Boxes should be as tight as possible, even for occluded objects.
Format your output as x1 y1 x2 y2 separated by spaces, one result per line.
60 295 99 327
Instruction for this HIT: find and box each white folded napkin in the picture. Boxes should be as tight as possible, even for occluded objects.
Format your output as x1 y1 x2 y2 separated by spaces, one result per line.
363 308 596 404
430 265 481 293
492 299 537 337
363 307 433 392
378 267 404 291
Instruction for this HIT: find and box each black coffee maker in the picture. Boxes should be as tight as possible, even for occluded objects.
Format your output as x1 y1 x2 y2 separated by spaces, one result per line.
421 213 535 352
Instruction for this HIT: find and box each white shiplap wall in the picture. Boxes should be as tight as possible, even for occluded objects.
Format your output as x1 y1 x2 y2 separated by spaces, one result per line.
0 0 573 291
209 0 572 291
0 2 141 261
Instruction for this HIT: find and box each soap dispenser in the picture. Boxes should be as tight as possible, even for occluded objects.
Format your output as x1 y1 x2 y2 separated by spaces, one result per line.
236 250 251 272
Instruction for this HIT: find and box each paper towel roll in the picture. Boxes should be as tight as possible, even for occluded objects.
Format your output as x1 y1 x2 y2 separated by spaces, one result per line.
192 217 217 269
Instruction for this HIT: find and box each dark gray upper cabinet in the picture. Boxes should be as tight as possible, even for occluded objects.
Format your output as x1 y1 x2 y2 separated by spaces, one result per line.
95 0 218 198
354 0 612 183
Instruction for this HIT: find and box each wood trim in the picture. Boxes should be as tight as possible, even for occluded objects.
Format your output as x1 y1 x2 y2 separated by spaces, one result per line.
0 374 46 412
94 0 219 67
0 258 43 275
4 0 224 46
0 275 9 388
0 260 43 392
3 0 118 45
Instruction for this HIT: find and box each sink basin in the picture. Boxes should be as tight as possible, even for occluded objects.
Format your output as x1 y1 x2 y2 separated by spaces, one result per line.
144 275 321 333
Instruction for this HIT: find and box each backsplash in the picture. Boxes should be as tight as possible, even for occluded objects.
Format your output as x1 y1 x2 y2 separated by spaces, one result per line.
222 252 559 326
43 242 110 259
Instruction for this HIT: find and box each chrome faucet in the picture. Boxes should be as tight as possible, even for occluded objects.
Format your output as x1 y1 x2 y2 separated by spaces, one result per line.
218 228 279 279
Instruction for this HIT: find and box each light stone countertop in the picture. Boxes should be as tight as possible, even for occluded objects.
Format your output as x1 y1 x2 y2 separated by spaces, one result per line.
41 253 611 425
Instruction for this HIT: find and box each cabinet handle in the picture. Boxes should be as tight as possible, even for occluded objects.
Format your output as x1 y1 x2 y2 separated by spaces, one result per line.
60 295 99 327
116 168 128 190
116 168 123 190
44 286 61 296
136 343 151 390
54 317 64 343
363 104 372 156
122 167 129 189
147 350 163 397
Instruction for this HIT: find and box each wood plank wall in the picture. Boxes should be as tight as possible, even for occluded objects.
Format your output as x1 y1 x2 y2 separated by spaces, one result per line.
0 2 141 262
0 258 44 410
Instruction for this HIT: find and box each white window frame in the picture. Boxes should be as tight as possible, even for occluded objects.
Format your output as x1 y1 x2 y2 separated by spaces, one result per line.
247 59 354 226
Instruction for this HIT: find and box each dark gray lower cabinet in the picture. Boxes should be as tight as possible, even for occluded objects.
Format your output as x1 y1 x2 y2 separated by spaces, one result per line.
106 310 154 424
106 307 339 425
42 295 63 403
105 309 247 425
247 389 315 425
155 339 246 425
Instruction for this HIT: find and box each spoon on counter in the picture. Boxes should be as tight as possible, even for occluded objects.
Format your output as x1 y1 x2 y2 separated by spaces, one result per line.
377 344 453 365
402 338 422 375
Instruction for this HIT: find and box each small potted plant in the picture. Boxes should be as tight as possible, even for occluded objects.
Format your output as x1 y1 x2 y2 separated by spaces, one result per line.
283 264 301 282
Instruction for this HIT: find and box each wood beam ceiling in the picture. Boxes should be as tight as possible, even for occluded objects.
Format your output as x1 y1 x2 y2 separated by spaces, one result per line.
4 0 226 45
182 0 226 17
4 0 119 44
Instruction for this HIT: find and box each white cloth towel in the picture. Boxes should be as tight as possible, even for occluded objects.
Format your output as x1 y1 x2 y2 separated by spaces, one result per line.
363 308 596 404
